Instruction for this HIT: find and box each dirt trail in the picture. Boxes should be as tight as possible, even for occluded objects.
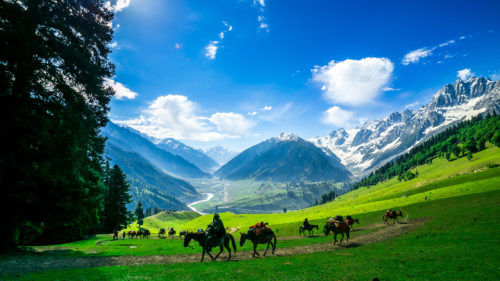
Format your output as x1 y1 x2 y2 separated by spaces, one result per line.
0 217 429 277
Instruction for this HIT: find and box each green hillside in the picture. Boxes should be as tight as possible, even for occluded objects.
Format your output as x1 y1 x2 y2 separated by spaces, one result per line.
179 145 500 233
125 211 201 233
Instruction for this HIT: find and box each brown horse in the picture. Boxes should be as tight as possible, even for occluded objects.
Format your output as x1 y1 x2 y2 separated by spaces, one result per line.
136 229 143 238
383 210 403 224
183 232 237 262
127 230 136 239
298 224 319 236
142 229 151 238
158 228 166 238
323 222 350 245
240 230 277 257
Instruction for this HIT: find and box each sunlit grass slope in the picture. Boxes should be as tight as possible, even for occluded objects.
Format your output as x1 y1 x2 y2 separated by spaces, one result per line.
179 145 500 234
125 211 200 233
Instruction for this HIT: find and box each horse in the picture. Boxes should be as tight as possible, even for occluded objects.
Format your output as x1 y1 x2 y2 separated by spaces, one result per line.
299 224 319 236
136 229 143 238
127 230 136 239
240 229 277 257
158 228 166 238
383 210 403 224
323 222 350 245
142 229 151 238
183 232 237 262
168 228 176 238
179 230 187 239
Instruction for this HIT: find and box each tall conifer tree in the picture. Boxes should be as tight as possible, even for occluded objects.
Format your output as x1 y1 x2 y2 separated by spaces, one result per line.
0 0 114 248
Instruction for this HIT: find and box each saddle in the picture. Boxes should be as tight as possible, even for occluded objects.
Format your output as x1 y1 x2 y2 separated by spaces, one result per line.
334 221 349 231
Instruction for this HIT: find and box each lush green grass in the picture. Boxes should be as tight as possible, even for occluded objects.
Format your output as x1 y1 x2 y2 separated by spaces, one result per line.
16 190 500 280
124 210 200 233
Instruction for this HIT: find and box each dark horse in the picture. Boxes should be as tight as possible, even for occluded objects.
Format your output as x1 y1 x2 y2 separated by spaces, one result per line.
158 228 166 238
383 210 403 224
323 222 350 245
183 232 237 262
240 230 277 257
168 228 176 238
179 230 187 239
346 218 360 228
298 224 319 236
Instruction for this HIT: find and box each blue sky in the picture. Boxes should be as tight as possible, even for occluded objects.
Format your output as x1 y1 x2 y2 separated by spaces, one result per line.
106 0 500 151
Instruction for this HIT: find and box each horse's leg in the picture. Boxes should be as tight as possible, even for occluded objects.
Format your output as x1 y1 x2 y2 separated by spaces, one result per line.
224 242 231 261
213 245 223 261
253 243 260 257
263 241 270 256
346 231 350 243
339 233 344 244
201 248 205 262
334 233 337 245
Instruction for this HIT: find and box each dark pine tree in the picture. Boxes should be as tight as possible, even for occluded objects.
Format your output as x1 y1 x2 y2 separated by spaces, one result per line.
0 1 115 249
102 165 133 233
135 201 145 226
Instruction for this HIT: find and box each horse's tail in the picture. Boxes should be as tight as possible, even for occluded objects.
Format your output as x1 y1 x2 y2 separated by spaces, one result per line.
229 234 237 253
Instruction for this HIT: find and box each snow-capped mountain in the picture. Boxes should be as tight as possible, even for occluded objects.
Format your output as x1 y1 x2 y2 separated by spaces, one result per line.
310 77 500 177
215 133 351 182
205 146 238 166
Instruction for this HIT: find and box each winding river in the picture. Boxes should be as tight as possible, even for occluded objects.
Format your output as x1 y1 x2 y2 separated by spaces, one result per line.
187 193 214 215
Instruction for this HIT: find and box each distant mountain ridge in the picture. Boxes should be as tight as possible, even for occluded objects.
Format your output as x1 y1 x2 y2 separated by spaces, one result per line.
102 122 210 179
154 138 219 173
205 146 238 165
310 77 500 177
215 133 351 182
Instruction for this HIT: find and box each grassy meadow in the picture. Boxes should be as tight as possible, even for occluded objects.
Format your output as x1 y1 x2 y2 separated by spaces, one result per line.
4 145 500 280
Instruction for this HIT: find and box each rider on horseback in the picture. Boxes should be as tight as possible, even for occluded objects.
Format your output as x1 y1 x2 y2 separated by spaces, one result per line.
303 218 311 228
206 213 225 247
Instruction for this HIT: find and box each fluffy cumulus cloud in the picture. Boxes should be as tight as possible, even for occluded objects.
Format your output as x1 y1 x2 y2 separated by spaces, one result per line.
322 106 354 126
118 95 254 141
312 57 394 106
209 112 255 135
402 47 434 65
104 78 138 100
457 68 474 80
261 105 272 111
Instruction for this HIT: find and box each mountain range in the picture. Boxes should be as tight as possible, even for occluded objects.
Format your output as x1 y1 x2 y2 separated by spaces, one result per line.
310 77 500 176
102 122 211 179
214 133 351 182
204 146 238 166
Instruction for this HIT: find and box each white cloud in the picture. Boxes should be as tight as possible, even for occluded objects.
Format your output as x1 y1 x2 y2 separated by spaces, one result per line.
404 101 420 109
104 78 138 100
459 35 466 40
209 112 255 135
439 40 455 47
118 95 254 141
253 0 265 7
322 106 354 126
457 68 474 80
205 41 219 60
312 57 394 106
490 72 500 81
257 15 270 32
204 21 232 60
383 87 401 91
105 0 131 12
175 43 181 49
402 47 435 65
248 111 258 116
109 42 118 48
261 105 272 111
